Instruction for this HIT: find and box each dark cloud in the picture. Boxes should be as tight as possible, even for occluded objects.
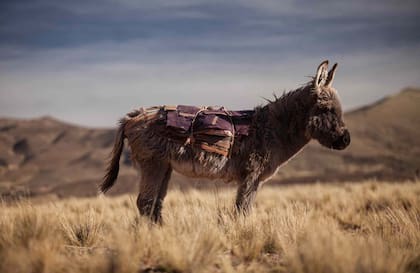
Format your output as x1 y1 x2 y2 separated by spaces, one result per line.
1 0 419 54
0 0 420 126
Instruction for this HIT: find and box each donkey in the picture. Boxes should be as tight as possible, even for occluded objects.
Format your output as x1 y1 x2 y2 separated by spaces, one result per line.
100 60 350 222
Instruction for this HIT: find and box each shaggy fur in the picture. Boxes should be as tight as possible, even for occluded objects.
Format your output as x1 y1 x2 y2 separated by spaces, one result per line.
100 60 350 222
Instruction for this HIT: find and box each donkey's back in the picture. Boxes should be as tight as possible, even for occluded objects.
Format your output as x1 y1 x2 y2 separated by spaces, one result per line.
122 105 254 182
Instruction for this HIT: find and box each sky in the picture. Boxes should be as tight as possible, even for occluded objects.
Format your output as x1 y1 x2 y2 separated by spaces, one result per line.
1 0 420 127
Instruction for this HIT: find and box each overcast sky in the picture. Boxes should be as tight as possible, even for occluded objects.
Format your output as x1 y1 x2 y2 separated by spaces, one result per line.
1 0 420 127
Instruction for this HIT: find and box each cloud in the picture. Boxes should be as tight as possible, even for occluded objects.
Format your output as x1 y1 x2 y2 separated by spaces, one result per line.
0 0 420 126
1 40 419 126
1 0 419 52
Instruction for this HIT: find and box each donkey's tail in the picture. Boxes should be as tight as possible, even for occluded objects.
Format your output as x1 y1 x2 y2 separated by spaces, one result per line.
100 118 127 193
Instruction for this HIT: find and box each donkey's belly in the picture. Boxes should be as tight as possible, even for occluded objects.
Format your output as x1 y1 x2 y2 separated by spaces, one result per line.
170 155 234 182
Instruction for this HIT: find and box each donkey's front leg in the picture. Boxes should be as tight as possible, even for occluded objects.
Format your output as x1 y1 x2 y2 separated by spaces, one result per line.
235 179 260 215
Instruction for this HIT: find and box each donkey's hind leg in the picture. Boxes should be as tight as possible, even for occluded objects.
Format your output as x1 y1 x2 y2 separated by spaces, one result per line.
137 160 172 223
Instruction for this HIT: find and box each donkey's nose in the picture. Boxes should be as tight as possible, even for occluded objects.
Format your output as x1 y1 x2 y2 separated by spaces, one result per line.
342 130 351 147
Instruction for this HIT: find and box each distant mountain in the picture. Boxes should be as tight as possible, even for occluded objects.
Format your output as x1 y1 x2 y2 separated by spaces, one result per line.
1 88 419 199
0 117 120 198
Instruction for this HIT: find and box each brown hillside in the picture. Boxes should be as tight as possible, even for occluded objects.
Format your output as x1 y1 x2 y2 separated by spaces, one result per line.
0 88 419 198
0 117 136 198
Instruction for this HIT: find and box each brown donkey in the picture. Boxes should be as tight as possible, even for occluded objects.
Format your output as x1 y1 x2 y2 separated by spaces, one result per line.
100 60 350 222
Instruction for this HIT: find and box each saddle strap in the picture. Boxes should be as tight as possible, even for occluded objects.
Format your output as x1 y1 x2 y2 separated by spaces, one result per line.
184 107 235 157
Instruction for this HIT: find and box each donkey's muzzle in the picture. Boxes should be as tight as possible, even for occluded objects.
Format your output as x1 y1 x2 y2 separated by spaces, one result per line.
332 130 350 150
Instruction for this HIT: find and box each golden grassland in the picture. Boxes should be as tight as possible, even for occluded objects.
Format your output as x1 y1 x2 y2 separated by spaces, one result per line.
1 180 420 273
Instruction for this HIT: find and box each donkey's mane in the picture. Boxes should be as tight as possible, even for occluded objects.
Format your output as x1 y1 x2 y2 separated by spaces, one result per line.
262 80 314 123
266 80 313 103
247 80 314 153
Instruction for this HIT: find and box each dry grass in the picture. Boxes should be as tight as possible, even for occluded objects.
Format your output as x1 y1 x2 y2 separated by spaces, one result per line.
1 180 420 273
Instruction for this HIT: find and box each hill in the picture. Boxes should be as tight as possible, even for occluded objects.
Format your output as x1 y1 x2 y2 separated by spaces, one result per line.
0 88 419 198
0 117 120 198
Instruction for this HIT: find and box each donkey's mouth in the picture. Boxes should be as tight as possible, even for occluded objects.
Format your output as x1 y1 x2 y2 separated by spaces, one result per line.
331 131 351 150
331 142 346 150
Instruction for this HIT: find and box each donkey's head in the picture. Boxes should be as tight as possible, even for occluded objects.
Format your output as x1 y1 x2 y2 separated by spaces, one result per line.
306 60 350 150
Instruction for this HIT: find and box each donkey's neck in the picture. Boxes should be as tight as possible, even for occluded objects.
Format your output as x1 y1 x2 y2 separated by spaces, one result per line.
264 85 314 163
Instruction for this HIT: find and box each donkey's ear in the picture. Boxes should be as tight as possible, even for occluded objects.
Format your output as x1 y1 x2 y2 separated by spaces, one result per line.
314 60 329 89
325 63 338 87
